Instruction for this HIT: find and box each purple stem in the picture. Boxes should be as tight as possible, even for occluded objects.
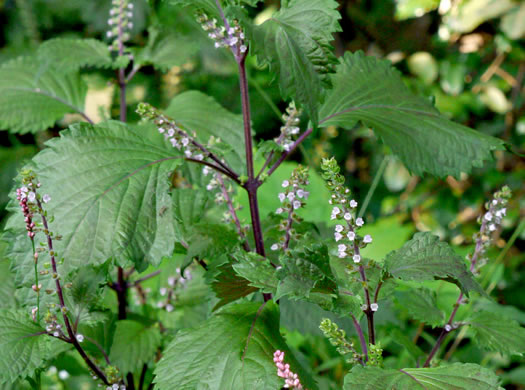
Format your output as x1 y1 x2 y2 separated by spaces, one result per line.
423 216 489 367
351 314 368 362
36 200 109 385
216 174 251 251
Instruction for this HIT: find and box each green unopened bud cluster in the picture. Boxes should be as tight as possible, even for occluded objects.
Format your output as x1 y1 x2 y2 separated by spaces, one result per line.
319 318 363 365
367 342 383 367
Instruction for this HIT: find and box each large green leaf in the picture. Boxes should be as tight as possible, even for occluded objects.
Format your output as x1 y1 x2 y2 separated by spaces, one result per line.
0 310 49 384
344 363 503 389
468 311 525 356
319 51 504 177
252 0 341 124
5 121 181 272
384 232 483 296
212 261 258 310
0 57 88 134
232 251 279 293
37 38 113 71
394 287 445 327
109 320 162 374
154 302 317 390
165 90 246 174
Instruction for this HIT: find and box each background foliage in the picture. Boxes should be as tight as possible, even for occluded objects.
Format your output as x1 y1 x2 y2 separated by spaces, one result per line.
0 0 523 388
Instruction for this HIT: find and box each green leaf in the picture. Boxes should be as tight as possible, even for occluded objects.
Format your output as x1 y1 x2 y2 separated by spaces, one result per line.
154 302 317 390
0 57 88 134
109 320 162 374
344 363 503 390
394 287 445 327
134 27 198 72
384 232 483 296
172 188 210 241
0 310 49 383
275 244 335 301
252 0 341 124
37 38 113 71
232 251 279 293
467 311 525 356
319 51 504 177
395 0 439 20
165 90 246 174
212 261 258 310
5 121 181 272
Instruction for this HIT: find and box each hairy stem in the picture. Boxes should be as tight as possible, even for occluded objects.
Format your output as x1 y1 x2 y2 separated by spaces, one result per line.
36 200 109 385
351 314 368 362
216 174 251 251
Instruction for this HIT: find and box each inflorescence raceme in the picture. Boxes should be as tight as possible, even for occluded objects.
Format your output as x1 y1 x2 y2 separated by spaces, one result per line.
271 166 309 252
319 319 364 365
276 102 302 152
273 350 305 389
137 102 206 160
197 13 247 58
107 0 134 52
469 186 511 272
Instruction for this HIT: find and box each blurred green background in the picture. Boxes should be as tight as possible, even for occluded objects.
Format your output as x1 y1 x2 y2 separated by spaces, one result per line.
0 0 524 388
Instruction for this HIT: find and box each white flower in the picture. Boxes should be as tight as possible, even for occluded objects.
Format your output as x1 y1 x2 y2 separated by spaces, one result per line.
338 251 347 258
271 244 279 251
353 254 361 263
363 235 372 243
181 137 190 146
347 231 356 241
20 186 28 193
166 304 174 312
159 287 167 296
202 166 210 176
58 370 69 380
53 331 59 337
297 189 305 198
113 384 120 390
42 194 51 203
334 232 343 241
76 334 84 343
287 192 295 201
282 180 289 188
168 276 176 286
338 244 347 251
184 150 192 158
293 200 301 209
488 224 496 231
27 192 36 202
355 217 364 227
444 324 452 332
335 224 344 232
349 199 358 208
361 304 368 311
276 208 284 214
332 206 341 215
484 212 492 221
278 193 286 202
496 208 506 217
344 212 352 221
240 45 247 53
370 303 379 312
206 183 214 191
167 128 175 137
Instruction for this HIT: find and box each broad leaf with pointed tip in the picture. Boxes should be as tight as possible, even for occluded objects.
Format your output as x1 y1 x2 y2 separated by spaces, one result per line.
0 310 49 384
384 232 483 296
37 38 113 71
0 57 88 134
154 302 317 390
344 363 503 389
252 0 341 124
4 121 181 274
319 51 504 177
468 311 525 356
